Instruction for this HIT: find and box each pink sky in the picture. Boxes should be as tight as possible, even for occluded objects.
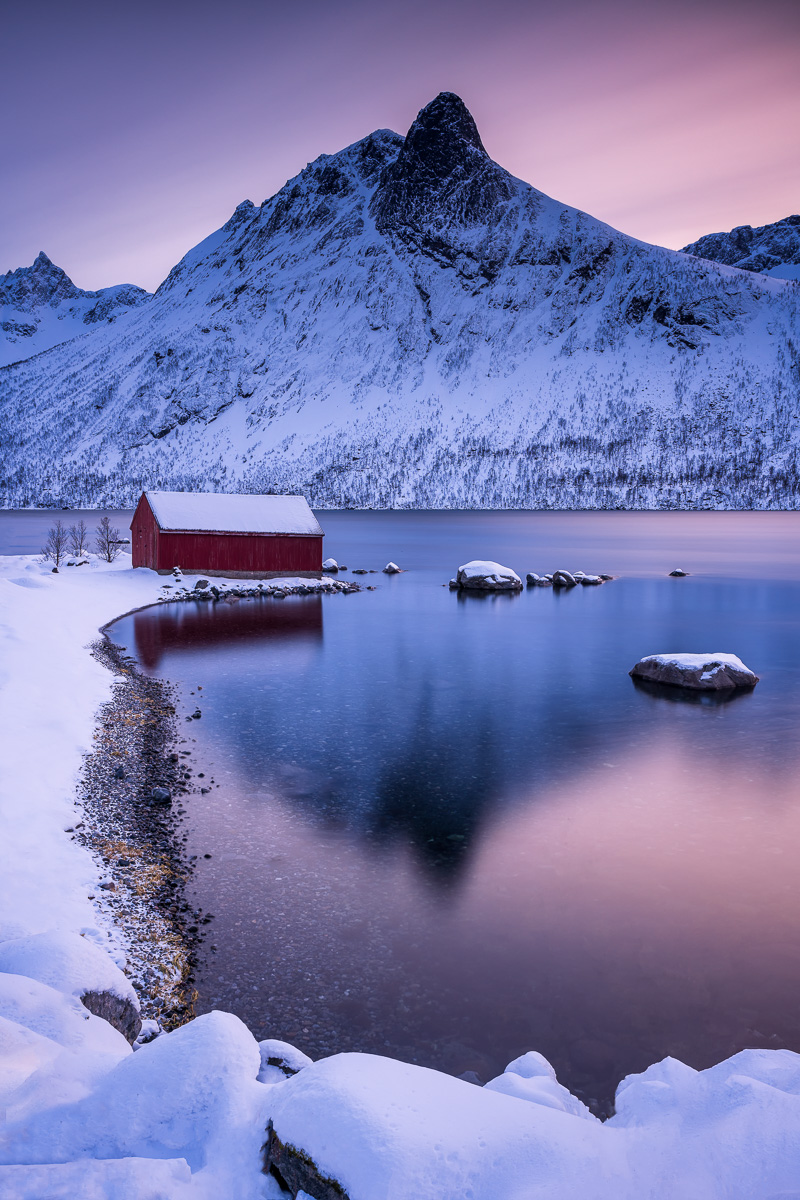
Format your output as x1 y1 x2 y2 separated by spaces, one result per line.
2 0 798 291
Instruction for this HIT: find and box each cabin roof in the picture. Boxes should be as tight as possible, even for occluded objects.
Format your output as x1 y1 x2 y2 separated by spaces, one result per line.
142 491 323 536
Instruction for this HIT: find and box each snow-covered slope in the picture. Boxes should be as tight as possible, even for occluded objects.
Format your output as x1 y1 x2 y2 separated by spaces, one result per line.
0 252 151 367
682 215 800 282
2 93 799 509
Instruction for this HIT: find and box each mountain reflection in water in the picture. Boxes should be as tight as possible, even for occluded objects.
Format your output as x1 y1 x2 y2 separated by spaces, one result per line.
109 512 800 1114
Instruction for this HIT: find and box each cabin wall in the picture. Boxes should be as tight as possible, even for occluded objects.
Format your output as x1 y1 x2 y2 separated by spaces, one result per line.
130 496 160 569
154 531 323 574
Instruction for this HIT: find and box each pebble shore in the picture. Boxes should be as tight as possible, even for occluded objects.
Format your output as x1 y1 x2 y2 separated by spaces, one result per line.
75 638 204 1032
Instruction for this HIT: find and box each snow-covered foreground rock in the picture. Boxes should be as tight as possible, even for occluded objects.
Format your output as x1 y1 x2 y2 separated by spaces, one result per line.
2 93 800 510
1 551 799 1197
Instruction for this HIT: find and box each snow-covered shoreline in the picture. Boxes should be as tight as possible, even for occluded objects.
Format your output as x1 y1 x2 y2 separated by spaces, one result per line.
1 552 799 1198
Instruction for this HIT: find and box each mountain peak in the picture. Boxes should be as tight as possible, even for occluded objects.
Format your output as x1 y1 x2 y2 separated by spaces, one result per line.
371 92 511 232
405 92 487 160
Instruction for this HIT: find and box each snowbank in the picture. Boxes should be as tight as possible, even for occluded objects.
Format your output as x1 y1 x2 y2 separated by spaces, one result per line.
261 1049 800 1199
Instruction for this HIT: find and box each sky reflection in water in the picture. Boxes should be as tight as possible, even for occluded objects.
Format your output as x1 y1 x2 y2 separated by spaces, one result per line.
111 512 800 1113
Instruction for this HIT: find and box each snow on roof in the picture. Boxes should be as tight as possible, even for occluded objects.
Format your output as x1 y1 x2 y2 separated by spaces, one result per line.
143 491 323 536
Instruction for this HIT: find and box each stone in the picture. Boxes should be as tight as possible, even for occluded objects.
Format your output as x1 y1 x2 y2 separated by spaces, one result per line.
669 568 689 577
80 989 142 1044
322 558 339 571
383 562 401 573
258 1038 313 1079
580 575 603 585
455 561 522 590
352 569 368 575
113 766 126 780
263 1121 349 1200
150 786 172 804
552 570 577 588
629 652 759 690
194 579 210 589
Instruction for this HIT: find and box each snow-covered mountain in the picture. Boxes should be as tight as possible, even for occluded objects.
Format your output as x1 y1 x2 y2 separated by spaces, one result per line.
2 93 799 509
0 252 151 367
682 216 800 282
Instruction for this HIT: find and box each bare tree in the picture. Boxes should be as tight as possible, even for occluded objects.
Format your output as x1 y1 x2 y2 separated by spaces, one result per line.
94 515 122 563
68 518 89 558
41 520 69 568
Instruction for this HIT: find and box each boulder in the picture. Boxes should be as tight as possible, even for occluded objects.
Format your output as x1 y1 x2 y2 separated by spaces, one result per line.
630 653 759 690
194 579 210 590
383 562 401 574
322 558 339 572
526 573 552 587
669 569 689 577
455 561 522 591
580 575 603 585
552 570 577 588
258 1038 313 1082
150 786 172 803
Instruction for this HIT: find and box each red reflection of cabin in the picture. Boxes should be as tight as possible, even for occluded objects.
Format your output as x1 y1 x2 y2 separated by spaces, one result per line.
131 490 324 576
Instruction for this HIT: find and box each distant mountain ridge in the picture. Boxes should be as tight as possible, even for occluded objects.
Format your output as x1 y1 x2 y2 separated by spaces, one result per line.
0 252 151 367
682 216 800 281
1 93 799 509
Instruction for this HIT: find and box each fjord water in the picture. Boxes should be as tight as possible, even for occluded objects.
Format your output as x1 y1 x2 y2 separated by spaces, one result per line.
105 512 800 1112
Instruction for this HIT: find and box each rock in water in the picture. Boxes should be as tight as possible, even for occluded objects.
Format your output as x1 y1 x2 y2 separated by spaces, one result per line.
552 570 577 588
630 653 759 690
455 561 522 590
383 562 401 573
669 569 689 577
322 558 339 572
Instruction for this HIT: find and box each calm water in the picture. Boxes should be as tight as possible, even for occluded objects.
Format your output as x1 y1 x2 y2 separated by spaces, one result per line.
13 510 800 1113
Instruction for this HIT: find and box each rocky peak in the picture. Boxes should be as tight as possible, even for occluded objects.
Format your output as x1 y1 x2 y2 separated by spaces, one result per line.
371 92 513 236
400 92 488 175
682 215 800 277
1 251 80 308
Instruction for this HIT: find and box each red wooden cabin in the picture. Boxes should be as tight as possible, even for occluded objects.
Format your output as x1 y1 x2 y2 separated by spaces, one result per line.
131 491 324 576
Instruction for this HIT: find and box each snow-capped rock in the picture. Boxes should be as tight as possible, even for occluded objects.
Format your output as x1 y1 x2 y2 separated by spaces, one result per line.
629 652 759 690
455 561 522 590
2 94 800 509
682 214 800 281
0 930 141 1043
0 252 151 367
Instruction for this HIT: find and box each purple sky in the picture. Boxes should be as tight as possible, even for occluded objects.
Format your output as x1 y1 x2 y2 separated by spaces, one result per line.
3 0 798 291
